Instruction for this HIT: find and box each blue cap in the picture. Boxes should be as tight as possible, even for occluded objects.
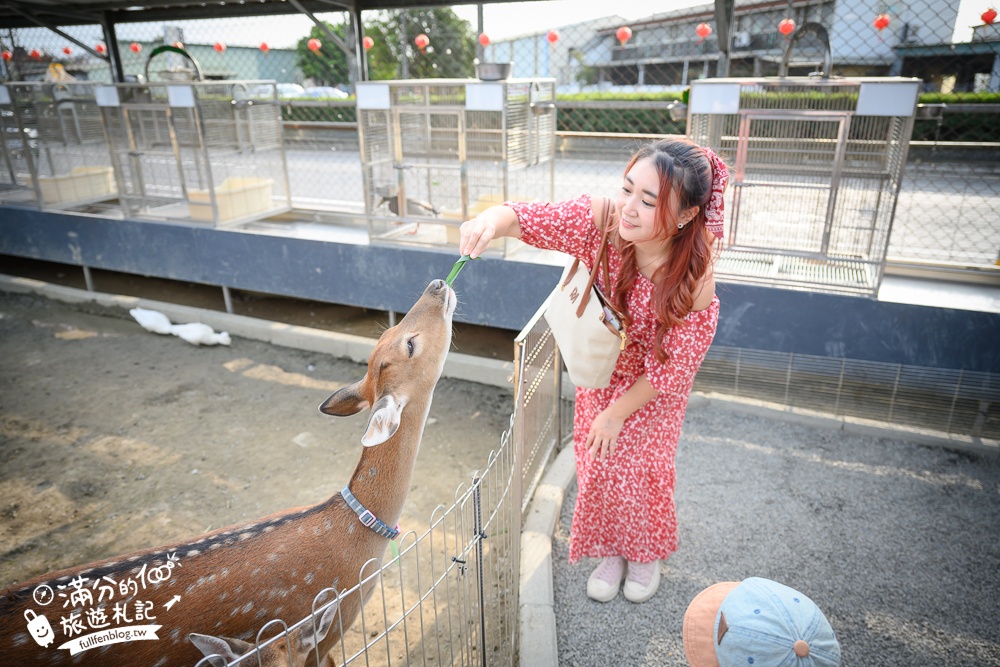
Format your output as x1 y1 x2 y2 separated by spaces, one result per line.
714 577 841 666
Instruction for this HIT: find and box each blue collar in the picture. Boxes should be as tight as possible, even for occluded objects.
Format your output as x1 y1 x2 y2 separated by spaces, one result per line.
341 486 399 540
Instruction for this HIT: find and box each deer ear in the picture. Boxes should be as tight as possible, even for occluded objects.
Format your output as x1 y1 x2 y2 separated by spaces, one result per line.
188 633 254 663
298 600 340 653
361 394 404 447
319 380 370 416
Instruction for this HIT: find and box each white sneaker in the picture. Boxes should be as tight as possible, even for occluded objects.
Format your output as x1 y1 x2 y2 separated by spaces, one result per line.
623 559 661 603
586 556 626 602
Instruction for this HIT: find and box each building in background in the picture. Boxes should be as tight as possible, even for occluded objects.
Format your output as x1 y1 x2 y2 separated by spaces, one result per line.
894 20 1000 92
484 16 623 89
489 0 968 91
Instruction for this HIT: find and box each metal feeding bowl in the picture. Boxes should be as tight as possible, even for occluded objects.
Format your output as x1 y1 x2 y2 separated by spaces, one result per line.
476 62 512 81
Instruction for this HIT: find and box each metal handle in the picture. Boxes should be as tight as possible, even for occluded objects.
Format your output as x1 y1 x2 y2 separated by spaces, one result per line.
144 44 204 82
779 22 832 78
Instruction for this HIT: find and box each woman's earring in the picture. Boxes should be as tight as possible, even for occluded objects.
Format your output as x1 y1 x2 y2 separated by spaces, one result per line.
677 222 685 230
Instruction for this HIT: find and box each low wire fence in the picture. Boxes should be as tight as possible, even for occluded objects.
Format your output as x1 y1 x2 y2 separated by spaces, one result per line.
694 345 1000 443
192 423 520 667
191 308 562 667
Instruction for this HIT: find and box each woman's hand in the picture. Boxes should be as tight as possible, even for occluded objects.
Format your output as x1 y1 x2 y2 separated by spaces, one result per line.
458 205 521 258
584 377 658 463
585 406 625 462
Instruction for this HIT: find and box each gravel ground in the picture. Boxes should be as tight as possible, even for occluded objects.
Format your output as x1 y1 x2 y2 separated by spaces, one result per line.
553 402 1000 667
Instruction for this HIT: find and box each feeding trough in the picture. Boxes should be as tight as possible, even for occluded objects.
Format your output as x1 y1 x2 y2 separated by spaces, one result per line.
0 81 117 210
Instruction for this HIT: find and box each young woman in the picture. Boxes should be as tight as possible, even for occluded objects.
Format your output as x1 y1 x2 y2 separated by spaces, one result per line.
459 138 729 603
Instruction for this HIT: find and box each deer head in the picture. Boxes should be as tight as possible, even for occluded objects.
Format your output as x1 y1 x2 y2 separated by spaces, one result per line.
318 279 456 446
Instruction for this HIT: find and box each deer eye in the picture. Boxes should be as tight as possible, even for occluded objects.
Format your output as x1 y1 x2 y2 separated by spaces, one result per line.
406 337 416 357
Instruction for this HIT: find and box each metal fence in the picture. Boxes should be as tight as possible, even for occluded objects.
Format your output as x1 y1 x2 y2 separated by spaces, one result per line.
694 345 1000 443
187 310 561 667
189 420 519 667
2 1 998 274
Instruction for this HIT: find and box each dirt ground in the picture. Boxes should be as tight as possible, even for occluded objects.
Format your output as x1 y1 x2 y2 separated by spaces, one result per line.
0 289 515 591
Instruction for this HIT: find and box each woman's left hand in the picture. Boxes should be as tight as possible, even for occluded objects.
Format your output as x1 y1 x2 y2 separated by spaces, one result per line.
586 407 625 462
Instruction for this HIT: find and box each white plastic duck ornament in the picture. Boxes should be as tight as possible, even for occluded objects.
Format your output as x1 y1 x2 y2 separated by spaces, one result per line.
169 322 232 346
130 307 231 346
129 307 173 334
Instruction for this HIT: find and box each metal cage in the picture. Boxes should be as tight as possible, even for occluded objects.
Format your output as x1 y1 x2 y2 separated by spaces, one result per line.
95 80 292 226
0 81 117 210
356 78 556 253
688 76 921 297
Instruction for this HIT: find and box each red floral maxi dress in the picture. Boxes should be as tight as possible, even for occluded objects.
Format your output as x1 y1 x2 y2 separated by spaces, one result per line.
508 194 720 564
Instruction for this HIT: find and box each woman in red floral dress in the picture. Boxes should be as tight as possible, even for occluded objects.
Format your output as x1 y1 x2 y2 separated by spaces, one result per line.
460 138 729 603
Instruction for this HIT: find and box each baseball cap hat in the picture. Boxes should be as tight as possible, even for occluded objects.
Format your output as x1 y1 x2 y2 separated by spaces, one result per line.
683 577 841 667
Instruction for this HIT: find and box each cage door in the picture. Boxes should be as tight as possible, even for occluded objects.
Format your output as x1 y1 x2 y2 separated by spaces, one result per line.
729 112 850 257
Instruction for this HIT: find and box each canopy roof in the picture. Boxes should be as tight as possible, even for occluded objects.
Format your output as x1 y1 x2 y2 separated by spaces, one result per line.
0 0 531 29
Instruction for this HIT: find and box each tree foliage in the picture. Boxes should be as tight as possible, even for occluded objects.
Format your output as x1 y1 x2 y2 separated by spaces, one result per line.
295 22 353 87
295 8 476 85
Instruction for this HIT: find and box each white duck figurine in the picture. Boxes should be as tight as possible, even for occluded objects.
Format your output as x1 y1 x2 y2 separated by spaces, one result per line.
130 307 173 334
169 322 232 346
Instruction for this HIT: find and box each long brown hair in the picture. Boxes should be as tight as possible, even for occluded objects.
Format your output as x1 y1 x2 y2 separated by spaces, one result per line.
609 138 719 362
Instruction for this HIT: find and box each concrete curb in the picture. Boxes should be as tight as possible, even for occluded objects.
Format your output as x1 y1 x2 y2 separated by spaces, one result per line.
0 274 516 392
518 443 576 667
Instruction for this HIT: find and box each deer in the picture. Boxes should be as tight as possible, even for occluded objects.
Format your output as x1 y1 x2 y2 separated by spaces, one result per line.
0 278 457 666
187 595 339 666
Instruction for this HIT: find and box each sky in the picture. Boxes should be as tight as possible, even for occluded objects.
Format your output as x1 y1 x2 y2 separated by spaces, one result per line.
19 0 991 53
451 0 695 40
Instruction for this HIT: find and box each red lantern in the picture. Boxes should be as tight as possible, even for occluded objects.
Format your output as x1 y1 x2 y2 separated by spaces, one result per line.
213 42 226 53
546 30 560 44
478 33 490 47
874 14 890 31
363 35 374 50
778 19 796 36
616 26 632 47
62 46 72 55
414 33 429 53
307 38 321 52
30 49 41 59
1 51 11 62
95 43 107 55
983 8 998 25
129 42 141 53
259 42 270 54
696 22 712 44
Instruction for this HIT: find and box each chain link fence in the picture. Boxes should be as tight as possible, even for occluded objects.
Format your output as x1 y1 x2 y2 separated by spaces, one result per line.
2 1 998 271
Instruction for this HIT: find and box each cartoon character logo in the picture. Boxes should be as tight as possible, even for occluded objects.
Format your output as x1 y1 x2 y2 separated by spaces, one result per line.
24 610 55 648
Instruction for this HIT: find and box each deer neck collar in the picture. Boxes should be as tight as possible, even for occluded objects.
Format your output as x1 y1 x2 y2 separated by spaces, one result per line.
341 485 399 540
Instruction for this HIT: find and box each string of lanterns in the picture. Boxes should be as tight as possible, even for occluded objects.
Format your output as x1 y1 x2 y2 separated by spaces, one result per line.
9 7 999 69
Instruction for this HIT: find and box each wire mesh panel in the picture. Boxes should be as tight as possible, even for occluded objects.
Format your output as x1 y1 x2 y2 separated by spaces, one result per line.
690 76 921 297
695 346 999 443
96 80 291 226
356 78 556 254
192 423 520 667
0 83 41 206
0 81 118 210
512 299 562 517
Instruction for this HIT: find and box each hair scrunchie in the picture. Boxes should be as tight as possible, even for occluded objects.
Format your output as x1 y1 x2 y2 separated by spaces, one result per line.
702 147 729 240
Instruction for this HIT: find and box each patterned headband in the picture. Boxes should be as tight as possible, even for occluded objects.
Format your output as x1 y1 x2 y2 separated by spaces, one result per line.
702 147 729 240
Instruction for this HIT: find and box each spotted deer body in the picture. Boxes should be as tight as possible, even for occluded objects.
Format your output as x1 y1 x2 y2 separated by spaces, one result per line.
0 280 457 666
